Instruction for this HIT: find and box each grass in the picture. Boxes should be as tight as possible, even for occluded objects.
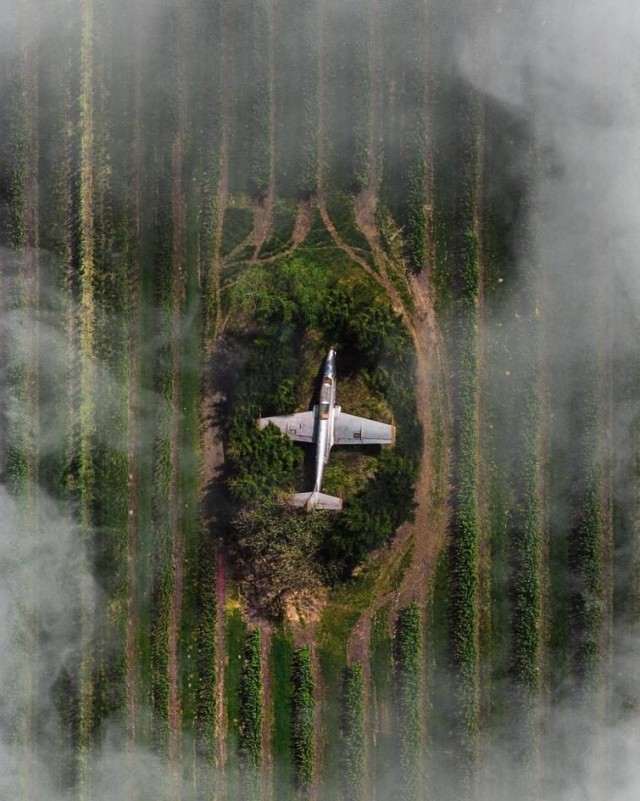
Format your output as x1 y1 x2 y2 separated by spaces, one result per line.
259 200 298 258
370 605 393 796
271 625 295 801
316 568 378 794
221 205 254 257
325 191 374 258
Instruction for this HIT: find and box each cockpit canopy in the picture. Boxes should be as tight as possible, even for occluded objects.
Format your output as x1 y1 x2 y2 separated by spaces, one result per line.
319 378 333 419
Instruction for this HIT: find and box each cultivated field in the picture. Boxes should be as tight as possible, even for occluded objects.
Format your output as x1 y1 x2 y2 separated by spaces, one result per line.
0 1 637 800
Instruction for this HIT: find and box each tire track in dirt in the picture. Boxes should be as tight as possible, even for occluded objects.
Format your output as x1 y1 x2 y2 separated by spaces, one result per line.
292 198 312 245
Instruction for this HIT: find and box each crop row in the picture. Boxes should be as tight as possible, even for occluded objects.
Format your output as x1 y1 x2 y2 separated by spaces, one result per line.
149 158 178 755
504 158 544 744
340 663 365 801
432 69 483 786
238 629 263 801
568 362 604 683
226 0 272 199
350 5 372 192
194 534 217 771
393 603 423 801
400 0 429 273
297 1 320 198
291 645 315 795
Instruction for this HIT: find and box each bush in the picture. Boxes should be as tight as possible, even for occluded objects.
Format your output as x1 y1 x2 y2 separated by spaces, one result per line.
226 409 301 504
323 451 418 572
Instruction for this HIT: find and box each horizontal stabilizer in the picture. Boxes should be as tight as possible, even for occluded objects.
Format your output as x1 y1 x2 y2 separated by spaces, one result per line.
287 492 343 511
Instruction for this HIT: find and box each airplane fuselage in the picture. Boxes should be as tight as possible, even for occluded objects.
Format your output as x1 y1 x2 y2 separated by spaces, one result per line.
313 348 338 494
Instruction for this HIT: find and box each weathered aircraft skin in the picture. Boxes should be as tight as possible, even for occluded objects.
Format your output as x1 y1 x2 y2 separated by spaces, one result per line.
258 349 396 510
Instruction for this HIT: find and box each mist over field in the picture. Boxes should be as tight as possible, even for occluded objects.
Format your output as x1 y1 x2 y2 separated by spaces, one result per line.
1 0 640 799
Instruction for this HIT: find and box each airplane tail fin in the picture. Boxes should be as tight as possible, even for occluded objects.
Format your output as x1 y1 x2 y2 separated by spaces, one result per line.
288 492 343 511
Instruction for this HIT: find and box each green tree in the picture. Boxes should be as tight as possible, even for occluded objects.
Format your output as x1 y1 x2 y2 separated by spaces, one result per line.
227 409 301 504
232 499 330 617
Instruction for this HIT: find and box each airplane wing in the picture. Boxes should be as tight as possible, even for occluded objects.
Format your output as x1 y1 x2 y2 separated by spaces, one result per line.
258 411 316 443
333 412 396 446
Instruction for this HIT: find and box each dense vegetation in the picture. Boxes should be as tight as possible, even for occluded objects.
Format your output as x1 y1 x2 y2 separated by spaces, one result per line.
291 645 316 795
222 252 419 586
238 629 263 801
339 663 365 801
393 603 423 801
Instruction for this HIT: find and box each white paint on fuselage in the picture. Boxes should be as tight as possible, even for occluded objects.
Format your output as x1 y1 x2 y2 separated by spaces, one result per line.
312 349 337 494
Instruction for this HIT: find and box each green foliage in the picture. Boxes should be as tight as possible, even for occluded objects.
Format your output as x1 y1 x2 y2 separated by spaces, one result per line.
393 603 423 801
259 200 298 258
568 373 604 681
195 535 217 762
340 663 365 801
226 410 301 504
323 451 417 572
326 193 372 255
291 645 315 793
238 629 263 800
271 626 295 800
224 252 419 571
221 206 254 257
150 557 173 754
225 607 249 746
510 378 543 696
231 498 330 618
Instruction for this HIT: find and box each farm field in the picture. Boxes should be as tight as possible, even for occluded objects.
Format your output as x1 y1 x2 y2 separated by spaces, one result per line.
1 0 639 800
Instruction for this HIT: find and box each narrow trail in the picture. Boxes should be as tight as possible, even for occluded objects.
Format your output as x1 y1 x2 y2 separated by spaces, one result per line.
77 1 97 791
210 7 230 344
292 199 312 245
